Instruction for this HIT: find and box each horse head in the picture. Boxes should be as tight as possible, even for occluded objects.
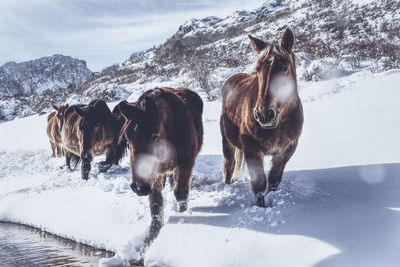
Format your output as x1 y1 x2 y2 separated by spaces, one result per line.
249 28 297 129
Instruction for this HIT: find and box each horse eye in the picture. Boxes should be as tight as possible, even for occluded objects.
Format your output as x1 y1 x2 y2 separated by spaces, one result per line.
282 66 288 73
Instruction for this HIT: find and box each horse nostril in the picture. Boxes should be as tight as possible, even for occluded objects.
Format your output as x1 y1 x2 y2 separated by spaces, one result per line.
266 108 276 122
140 183 151 195
254 108 262 122
130 183 138 194
132 181 151 196
253 109 259 121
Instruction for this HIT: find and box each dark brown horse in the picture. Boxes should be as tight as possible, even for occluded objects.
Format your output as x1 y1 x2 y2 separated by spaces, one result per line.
61 99 127 180
220 28 303 207
118 87 203 242
47 104 69 157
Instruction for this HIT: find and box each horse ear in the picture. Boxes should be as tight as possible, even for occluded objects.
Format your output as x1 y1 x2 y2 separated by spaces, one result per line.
74 106 86 117
139 97 157 118
249 35 267 54
119 101 143 122
52 104 59 111
280 28 295 53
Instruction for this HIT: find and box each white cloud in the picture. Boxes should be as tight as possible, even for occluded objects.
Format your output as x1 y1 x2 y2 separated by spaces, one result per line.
0 0 264 71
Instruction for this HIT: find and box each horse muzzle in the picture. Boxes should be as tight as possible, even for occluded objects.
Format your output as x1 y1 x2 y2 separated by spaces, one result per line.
254 107 279 129
130 181 152 196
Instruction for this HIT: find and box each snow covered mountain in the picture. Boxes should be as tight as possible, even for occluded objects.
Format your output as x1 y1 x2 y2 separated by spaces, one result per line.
1 0 398 122
0 55 93 122
0 54 93 97
75 0 399 101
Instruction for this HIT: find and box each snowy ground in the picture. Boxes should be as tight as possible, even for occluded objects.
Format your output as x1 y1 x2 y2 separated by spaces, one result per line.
0 69 400 266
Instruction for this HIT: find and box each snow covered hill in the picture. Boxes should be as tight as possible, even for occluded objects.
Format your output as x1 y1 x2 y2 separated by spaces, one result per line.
73 0 400 101
0 54 93 122
1 0 398 125
0 69 399 266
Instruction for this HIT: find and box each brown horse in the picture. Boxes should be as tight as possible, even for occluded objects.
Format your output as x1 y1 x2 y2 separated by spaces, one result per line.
47 104 69 157
118 87 203 242
61 99 127 180
220 28 303 207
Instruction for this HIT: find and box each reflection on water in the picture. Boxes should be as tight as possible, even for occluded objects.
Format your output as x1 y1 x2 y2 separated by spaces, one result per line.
0 222 114 266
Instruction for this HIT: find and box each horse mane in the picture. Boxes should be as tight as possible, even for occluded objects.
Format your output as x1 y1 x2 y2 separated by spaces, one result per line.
260 40 293 63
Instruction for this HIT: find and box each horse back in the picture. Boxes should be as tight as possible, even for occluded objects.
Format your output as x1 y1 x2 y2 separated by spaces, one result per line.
173 88 204 151
155 88 203 157
88 99 113 124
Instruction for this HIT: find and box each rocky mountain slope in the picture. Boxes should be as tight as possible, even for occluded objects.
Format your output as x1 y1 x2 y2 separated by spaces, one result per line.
1 0 399 122
0 55 93 121
75 0 400 101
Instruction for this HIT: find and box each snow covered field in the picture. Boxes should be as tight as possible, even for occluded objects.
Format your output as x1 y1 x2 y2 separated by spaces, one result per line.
0 69 400 266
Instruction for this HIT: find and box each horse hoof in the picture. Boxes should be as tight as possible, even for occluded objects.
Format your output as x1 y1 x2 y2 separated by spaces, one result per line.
223 177 232 185
177 201 187 212
81 172 90 180
145 217 163 245
98 162 112 173
256 192 266 207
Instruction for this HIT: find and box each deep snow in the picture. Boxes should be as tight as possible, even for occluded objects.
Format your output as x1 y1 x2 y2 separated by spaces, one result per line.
0 69 400 266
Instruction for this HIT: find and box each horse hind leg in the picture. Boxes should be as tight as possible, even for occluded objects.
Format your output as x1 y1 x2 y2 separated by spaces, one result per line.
98 153 113 173
50 141 56 157
231 148 244 181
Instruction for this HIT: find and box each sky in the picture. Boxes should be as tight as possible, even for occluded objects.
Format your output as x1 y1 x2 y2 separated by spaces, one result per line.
0 0 264 72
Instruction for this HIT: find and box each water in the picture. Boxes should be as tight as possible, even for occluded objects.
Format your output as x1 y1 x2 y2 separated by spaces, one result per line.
0 222 114 267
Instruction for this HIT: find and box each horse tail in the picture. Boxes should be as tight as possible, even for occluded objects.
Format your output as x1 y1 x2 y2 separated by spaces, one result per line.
177 88 204 151
111 136 127 165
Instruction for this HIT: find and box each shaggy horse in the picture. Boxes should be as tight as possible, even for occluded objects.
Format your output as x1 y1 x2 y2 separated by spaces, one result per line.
47 104 69 157
61 99 126 180
220 28 303 207
118 87 203 242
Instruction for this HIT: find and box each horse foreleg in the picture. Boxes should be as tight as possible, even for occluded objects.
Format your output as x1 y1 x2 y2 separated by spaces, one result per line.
174 162 194 212
56 145 62 157
244 149 267 207
267 142 298 193
99 153 113 173
50 141 56 157
146 189 164 245
81 155 92 180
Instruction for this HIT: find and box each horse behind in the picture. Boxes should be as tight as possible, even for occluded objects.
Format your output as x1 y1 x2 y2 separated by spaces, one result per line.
61 99 127 180
47 103 69 157
118 87 203 242
220 28 303 207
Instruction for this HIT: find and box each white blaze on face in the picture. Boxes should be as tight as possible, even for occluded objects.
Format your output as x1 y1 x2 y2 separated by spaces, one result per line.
151 139 175 164
133 140 175 180
134 154 159 180
269 74 295 104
